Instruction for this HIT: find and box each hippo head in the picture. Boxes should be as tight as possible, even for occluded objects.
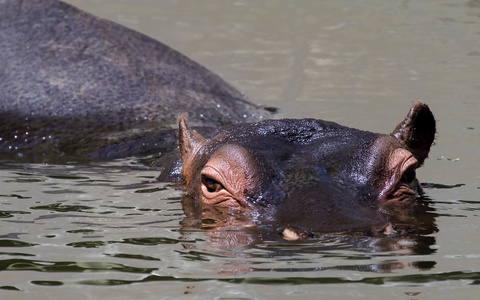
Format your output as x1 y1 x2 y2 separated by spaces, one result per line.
178 103 436 238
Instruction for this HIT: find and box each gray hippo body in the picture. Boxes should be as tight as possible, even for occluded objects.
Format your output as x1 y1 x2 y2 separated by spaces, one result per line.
0 0 270 161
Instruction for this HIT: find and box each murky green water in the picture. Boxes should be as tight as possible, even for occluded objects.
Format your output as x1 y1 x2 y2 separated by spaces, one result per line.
1 0 479 299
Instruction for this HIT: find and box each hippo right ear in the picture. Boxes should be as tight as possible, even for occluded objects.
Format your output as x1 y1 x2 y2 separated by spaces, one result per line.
391 103 436 166
178 117 207 185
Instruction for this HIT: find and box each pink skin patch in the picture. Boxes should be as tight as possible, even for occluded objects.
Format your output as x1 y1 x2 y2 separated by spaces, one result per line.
200 144 257 209
380 148 419 204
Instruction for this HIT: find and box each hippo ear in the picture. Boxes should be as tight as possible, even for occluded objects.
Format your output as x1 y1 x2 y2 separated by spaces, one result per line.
391 103 436 166
178 117 207 184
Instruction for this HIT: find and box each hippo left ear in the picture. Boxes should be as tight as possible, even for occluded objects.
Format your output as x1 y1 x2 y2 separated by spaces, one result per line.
391 103 436 166
178 117 207 185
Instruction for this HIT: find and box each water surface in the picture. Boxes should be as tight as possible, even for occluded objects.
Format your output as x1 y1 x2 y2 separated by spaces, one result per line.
1 0 479 299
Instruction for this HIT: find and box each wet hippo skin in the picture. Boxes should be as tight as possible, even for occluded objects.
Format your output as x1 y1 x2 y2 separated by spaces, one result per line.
0 1 436 238
0 0 270 161
176 103 436 238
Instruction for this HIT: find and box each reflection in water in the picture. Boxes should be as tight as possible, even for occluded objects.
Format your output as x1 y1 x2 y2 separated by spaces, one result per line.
0 161 477 294
179 192 439 275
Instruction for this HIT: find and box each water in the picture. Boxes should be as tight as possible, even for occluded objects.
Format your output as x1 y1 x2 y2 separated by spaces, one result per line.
1 0 479 299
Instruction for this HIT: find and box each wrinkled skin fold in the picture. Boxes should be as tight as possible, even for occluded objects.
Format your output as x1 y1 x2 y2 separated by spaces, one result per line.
174 103 436 239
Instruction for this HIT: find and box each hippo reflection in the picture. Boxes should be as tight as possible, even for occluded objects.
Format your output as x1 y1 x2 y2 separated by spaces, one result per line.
175 103 435 239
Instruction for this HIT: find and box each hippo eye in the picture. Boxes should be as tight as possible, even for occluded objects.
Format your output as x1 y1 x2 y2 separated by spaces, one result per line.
402 167 416 183
202 176 224 193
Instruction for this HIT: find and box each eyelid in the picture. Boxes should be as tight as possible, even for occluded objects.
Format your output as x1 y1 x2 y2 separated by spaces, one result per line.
381 148 419 200
401 156 418 174
200 165 251 208
201 166 225 187
201 166 236 197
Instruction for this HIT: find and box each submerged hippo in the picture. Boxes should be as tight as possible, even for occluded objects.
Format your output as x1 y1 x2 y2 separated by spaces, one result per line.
0 0 437 238
173 103 436 238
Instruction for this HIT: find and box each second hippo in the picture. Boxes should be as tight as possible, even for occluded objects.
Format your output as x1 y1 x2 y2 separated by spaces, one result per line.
0 0 270 161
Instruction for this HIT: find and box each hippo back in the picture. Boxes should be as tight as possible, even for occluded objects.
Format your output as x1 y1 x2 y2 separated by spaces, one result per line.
0 0 270 160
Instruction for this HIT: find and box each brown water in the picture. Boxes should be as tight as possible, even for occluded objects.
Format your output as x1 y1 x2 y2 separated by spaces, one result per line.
1 0 479 299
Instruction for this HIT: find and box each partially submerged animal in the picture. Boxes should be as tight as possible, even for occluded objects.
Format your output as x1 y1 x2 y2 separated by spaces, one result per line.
174 103 435 239
0 0 270 161
0 0 436 239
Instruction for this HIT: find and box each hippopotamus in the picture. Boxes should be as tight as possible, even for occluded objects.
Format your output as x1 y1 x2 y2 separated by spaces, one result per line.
0 0 270 161
0 0 437 238
174 102 436 239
